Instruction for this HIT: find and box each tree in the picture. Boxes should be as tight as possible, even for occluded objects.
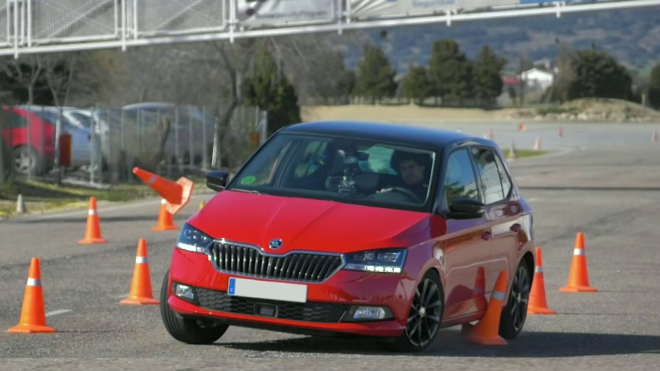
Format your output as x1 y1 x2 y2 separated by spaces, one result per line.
353 44 397 103
400 63 432 104
548 43 576 104
245 45 301 137
472 45 507 106
648 62 660 109
0 55 50 105
567 48 634 101
428 39 473 104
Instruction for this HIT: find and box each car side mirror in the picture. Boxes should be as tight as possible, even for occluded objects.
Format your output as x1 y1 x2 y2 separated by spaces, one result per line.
206 170 230 192
444 198 484 219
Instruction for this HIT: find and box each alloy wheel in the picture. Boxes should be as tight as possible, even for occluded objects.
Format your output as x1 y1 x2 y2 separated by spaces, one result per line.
509 265 531 332
405 277 442 348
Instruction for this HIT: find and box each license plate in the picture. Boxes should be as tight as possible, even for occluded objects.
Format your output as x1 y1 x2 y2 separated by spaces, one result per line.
228 277 307 303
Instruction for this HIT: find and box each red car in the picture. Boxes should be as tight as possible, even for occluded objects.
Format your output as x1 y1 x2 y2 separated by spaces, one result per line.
160 121 535 352
1 106 56 175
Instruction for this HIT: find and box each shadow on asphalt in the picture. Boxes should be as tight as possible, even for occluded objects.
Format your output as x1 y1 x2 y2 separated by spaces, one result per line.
219 330 660 357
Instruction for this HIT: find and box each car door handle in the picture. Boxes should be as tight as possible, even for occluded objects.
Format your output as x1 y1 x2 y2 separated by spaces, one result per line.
481 231 492 240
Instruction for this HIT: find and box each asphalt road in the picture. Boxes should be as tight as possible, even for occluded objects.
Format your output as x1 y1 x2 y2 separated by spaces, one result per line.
1 121 660 370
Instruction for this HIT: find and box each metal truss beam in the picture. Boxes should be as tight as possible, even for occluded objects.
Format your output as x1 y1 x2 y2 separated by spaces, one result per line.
1 0 659 57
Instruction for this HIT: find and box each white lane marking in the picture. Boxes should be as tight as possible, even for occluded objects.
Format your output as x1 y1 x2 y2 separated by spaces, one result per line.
46 309 72 317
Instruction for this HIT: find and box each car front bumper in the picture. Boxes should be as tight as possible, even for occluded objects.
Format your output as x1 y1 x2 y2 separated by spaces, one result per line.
166 248 417 338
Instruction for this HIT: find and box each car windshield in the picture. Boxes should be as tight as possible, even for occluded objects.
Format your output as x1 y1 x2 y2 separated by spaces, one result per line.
226 133 437 211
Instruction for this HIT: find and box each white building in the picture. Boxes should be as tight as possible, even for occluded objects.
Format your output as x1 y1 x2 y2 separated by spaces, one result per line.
519 68 556 91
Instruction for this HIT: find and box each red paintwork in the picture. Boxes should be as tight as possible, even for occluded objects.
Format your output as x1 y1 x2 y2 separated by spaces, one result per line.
167 185 535 338
1 106 56 161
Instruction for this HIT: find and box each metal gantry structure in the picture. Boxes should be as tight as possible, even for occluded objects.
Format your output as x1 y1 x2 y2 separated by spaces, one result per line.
1 0 659 57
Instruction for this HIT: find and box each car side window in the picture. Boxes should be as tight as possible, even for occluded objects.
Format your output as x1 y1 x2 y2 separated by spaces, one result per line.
493 152 512 199
443 148 481 205
470 147 505 204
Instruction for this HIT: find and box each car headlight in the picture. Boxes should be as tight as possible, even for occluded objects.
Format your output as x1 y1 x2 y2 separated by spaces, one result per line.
176 223 212 253
343 248 407 274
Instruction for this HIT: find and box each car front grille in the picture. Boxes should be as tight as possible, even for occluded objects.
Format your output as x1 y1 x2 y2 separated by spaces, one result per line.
195 287 348 323
206 242 344 283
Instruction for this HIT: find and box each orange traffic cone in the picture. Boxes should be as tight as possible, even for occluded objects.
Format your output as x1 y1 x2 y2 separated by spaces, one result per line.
78 197 107 244
461 270 508 345
8 258 56 333
152 199 178 231
132 167 194 215
120 239 159 305
559 232 597 293
528 247 556 315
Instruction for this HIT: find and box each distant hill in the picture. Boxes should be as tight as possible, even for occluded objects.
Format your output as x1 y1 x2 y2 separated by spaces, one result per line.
337 6 660 78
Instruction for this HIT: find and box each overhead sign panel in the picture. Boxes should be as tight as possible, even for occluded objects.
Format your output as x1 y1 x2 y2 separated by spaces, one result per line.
236 0 336 27
350 0 522 18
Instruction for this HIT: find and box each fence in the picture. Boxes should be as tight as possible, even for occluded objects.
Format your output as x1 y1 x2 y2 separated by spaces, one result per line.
0 103 268 188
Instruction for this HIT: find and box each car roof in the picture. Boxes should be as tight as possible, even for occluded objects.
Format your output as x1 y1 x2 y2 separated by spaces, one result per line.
280 120 496 151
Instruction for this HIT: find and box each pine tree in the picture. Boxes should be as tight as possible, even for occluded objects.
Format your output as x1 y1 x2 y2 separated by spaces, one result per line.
354 44 397 103
648 62 660 109
400 63 432 105
428 39 473 104
245 45 301 136
472 45 507 106
567 49 634 101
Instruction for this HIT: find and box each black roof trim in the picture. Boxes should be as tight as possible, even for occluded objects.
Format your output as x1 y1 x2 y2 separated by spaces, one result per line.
280 120 497 150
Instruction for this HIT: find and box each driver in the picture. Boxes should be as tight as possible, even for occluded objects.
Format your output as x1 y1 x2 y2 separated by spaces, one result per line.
389 150 430 201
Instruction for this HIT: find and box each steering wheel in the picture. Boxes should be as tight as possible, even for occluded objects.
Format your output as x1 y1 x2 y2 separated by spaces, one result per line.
380 187 422 203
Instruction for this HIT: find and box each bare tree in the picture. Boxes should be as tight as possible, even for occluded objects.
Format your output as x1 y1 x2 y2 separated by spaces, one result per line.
0 55 45 104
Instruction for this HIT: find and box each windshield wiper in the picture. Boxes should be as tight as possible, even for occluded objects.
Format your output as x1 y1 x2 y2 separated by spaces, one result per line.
230 188 261 195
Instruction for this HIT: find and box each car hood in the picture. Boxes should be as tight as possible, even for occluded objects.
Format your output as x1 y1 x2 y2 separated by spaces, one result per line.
188 190 431 254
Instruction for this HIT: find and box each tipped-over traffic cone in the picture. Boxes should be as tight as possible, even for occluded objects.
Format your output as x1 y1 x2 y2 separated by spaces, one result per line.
133 167 193 215
528 247 556 315
559 232 597 293
8 258 55 333
120 239 159 305
78 197 107 244
152 199 178 231
461 270 508 345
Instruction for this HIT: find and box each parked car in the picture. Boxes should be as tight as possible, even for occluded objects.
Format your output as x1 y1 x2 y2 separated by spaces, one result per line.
20 106 94 171
93 103 215 169
0 106 56 175
160 120 535 352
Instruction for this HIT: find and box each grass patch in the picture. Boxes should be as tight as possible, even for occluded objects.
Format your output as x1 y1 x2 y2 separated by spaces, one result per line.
0 175 209 218
502 149 548 159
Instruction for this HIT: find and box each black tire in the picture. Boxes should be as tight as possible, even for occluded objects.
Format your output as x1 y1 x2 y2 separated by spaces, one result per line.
13 145 41 175
499 261 531 339
159 270 229 344
378 270 444 353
